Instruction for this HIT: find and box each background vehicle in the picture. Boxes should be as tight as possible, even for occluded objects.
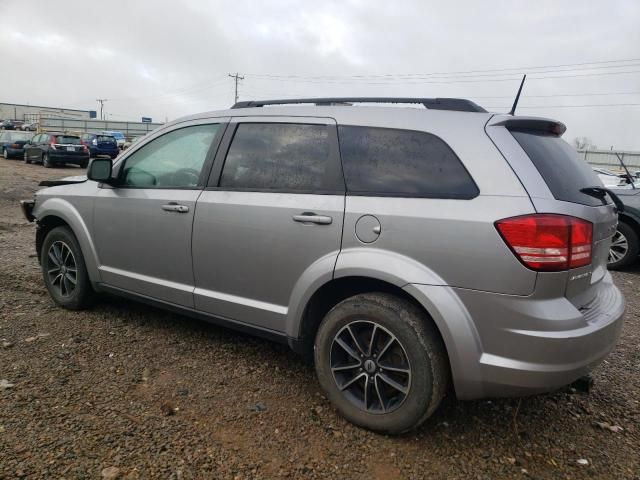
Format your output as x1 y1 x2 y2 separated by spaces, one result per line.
80 133 119 159
122 136 143 150
23 98 624 434
24 132 89 168
594 167 638 189
20 122 39 131
0 131 33 159
100 130 126 149
0 119 24 130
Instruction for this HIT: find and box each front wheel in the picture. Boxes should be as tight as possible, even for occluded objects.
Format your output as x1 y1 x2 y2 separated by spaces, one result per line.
24 151 30 164
41 226 94 310
314 293 449 434
608 222 640 270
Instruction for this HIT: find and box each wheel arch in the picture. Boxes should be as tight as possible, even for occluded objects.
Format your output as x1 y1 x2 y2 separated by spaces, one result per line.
34 199 100 282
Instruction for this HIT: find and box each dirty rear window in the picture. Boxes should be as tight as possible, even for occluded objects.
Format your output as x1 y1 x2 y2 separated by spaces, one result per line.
97 135 116 143
511 130 603 207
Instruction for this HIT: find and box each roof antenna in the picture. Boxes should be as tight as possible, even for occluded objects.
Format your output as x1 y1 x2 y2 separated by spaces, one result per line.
509 74 526 115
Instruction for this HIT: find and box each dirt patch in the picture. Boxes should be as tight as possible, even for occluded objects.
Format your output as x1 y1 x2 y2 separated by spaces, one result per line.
0 157 639 479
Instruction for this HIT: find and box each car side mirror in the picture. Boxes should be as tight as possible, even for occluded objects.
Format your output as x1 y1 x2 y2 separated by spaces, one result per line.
87 158 113 183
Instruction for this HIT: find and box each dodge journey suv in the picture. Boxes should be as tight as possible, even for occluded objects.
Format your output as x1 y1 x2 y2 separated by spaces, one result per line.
21 97 625 434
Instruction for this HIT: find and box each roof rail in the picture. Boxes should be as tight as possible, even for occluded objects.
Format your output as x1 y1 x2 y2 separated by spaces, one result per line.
231 97 487 113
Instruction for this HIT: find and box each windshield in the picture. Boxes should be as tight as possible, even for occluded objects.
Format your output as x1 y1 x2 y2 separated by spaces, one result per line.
55 136 81 145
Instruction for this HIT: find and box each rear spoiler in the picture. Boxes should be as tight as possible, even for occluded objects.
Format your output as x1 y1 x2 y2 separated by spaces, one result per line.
489 117 566 136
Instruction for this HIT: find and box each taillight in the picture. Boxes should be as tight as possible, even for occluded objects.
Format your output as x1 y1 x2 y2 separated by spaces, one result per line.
495 214 593 272
50 137 57 150
10 143 19 148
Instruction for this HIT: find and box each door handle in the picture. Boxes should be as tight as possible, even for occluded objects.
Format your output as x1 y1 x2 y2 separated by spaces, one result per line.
162 203 189 213
292 213 333 225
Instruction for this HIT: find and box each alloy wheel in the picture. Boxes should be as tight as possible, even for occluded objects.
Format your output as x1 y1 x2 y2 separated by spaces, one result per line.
609 229 629 264
330 321 411 414
46 241 78 297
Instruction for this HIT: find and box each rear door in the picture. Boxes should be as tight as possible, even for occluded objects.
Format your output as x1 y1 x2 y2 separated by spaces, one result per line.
486 117 618 300
192 117 345 333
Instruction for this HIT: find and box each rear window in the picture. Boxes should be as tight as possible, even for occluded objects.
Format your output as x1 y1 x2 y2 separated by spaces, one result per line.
338 126 478 198
55 136 81 145
511 130 603 207
97 135 116 143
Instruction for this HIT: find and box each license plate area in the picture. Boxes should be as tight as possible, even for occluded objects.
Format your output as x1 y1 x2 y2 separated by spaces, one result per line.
66 146 75 152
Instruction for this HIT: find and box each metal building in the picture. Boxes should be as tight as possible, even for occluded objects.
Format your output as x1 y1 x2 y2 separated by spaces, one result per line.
0 102 96 122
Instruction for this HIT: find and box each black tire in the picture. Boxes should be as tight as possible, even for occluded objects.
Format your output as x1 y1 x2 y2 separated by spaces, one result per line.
2 148 9 159
80 160 89 169
314 292 449 434
608 221 640 270
43 152 52 168
24 151 31 164
41 226 94 310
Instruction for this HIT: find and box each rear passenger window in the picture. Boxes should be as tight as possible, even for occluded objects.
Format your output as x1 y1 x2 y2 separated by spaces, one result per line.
220 123 335 192
338 126 478 198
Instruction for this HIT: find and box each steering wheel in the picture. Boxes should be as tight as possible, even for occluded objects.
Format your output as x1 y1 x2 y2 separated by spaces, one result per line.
172 168 201 186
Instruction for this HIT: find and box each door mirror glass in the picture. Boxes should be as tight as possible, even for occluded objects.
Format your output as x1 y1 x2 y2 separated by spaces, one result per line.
87 158 112 182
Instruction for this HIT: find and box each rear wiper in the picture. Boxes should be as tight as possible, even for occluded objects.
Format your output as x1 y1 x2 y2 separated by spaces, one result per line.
580 186 625 213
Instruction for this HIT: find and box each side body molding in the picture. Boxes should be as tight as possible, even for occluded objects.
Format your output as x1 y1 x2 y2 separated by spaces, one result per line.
34 197 101 283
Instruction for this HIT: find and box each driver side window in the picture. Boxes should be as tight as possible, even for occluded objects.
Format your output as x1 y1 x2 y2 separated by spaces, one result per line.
121 124 219 188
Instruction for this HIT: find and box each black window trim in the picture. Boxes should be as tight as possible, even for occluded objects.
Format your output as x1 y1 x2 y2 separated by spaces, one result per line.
206 120 346 195
113 122 228 190
336 124 480 200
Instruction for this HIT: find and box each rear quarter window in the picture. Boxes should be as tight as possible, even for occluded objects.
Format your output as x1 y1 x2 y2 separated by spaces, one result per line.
337 125 478 198
511 130 603 207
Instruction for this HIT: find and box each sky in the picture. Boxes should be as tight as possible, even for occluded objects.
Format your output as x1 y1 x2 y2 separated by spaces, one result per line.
1 0 639 149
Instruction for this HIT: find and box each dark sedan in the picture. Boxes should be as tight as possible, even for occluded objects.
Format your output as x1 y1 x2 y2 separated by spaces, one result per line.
0 131 34 159
24 132 90 168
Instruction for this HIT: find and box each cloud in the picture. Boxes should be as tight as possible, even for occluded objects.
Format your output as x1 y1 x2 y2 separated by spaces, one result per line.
0 0 639 148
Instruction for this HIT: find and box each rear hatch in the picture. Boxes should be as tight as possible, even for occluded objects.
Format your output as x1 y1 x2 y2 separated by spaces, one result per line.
486 116 618 304
53 135 84 155
96 135 117 149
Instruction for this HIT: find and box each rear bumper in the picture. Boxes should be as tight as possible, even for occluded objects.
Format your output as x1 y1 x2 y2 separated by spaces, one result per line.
89 147 118 157
6 147 24 156
407 274 624 400
49 151 90 164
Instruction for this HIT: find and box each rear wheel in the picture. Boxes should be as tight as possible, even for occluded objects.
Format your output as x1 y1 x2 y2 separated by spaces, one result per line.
80 159 89 169
43 152 52 168
41 226 94 310
314 293 449 434
608 221 639 270
24 151 30 164
2 148 8 159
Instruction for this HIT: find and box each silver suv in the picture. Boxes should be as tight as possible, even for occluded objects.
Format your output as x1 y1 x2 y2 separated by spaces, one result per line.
21 98 625 434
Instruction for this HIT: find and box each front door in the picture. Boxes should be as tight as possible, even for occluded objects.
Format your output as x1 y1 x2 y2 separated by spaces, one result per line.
192 118 345 332
93 121 225 307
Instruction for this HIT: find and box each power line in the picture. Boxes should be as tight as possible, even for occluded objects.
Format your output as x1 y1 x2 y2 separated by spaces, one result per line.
244 57 640 80
244 69 640 85
485 103 640 109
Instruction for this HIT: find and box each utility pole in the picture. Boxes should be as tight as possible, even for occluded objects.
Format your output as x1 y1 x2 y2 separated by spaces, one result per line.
96 99 108 120
228 73 244 103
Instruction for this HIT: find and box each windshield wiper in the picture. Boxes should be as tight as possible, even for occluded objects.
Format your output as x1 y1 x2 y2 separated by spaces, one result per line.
580 186 625 213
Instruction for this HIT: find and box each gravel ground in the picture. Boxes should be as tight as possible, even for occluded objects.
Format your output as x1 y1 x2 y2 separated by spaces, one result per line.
0 158 639 479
